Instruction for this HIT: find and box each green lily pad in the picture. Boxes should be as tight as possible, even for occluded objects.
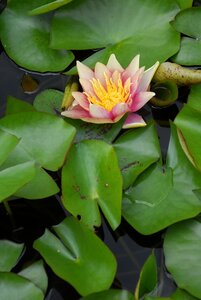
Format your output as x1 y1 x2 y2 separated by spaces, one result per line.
0 161 36 202
0 129 19 166
62 140 122 230
176 0 193 9
113 123 161 189
0 272 44 300
172 7 201 65
0 111 76 171
18 260 48 294
172 289 200 300
174 104 201 171
6 96 35 115
164 220 201 299
187 84 201 111
122 124 201 235
0 240 24 272
33 217 117 296
81 289 133 300
135 253 157 300
29 0 73 15
33 89 63 115
0 0 74 72
51 0 180 70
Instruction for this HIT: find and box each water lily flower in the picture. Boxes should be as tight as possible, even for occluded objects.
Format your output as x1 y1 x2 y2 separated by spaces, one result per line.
61 54 159 128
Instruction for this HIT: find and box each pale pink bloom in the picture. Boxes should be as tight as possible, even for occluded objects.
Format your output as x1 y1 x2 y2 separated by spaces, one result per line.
62 54 159 128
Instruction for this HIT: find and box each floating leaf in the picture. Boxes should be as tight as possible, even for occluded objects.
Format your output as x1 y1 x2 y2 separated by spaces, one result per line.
176 0 193 9
187 84 201 111
113 123 161 189
0 129 19 166
0 111 76 171
174 104 201 171
62 140 122 230
19 260 48 294
52 0 180 70
172 289 200 300
6 96 35 115
172 7 201 65
0 272 44 300
29 0 73 15
0 161 36 202
33 89 63 115
135 253 157 300
0 240 24 272
81 289 133 300
122 124 201 234
34 217 117 296
164 220 201 299
0 0 74 72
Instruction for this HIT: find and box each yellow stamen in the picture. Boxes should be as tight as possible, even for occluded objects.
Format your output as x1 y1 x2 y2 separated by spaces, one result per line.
85 73 131 111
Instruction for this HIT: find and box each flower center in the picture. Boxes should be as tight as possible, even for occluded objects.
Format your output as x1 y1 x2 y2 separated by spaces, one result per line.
86 73 131 111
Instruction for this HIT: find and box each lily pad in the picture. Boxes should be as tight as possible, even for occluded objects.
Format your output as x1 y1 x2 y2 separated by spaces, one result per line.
164 220 201 299
51 0 180 69
62 140 122 230
6 96 35 115
176 0 193 9
172 289 200 300
18 260 48 294
0 129 19 166
187 84 201 111
81 289 133 300
34 217 117 296
29 0 73 15
135 253 157 300
0 161 36 202
171 7 201 65
113 123 161 189
0 272 44 300
0 240 24 272
122 124 201 234
0 0 74 72
0 111 76 171
174 104 201 171
33 89 63 115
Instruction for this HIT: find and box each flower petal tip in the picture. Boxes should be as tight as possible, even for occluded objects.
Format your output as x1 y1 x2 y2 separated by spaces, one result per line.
123 113 146 129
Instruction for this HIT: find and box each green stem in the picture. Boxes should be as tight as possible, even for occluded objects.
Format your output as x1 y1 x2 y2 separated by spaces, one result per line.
4 199 13 217
153 62 201 86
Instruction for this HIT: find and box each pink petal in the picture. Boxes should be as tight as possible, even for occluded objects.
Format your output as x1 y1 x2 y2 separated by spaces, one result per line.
61 105 90 119
94 62 111 86
122 54 140 81
77 61 94 80
107 54 124 72
72 92 89 110
111 102 129 118
130 91 155 112
123 113 146 129
137 61 159 92
89 104 112 119
79 78 95 95
81 117 114 124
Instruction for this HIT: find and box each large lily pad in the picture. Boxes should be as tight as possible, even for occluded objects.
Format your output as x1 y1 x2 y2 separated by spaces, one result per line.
62 140 122 230
0 0 74 72
113 123 161 189
122 124 201 234
171 7 201 65
164 220 201 299
51 0 180 69
34 217 117 296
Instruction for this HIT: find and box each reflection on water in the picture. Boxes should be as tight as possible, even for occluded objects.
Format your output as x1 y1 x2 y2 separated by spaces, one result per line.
0 51 178 299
